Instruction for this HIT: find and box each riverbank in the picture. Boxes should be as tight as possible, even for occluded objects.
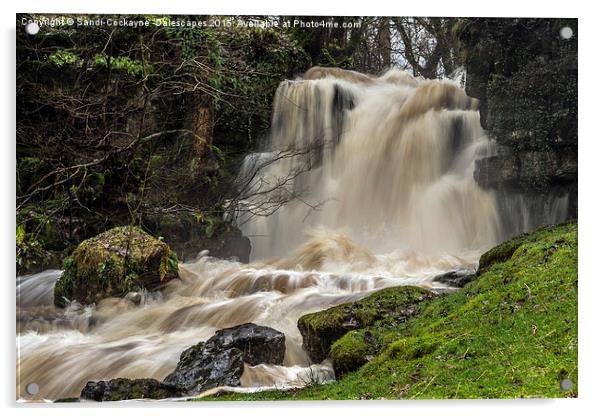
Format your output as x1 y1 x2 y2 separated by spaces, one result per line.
199 222 578 400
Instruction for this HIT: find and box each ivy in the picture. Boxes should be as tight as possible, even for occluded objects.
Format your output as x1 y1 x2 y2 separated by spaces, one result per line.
48 49 80 67
93 54 150 76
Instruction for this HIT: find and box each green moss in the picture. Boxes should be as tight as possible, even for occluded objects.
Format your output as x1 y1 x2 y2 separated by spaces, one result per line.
299 286 432 333
198 222 578 400
54 226 179 307
478 221 576 274
387 334 441 361
330 331 370 376
298 285 435 365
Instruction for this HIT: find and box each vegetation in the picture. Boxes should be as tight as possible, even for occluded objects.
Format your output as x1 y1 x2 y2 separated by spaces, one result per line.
16 14 309 272
199 222 578 400
54 226 179 307
16 14 475 273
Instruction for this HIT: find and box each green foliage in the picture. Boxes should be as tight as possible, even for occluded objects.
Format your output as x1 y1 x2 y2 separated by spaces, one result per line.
16 223 50 272
199 222 578 400
48 50 80 67
17 15 311 274
93 54 150 76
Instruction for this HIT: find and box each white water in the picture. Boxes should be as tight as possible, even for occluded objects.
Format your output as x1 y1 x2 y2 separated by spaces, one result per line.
235 68 501 259
16 67 569 401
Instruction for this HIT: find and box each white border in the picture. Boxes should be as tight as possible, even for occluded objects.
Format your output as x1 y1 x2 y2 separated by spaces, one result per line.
2 1 599 415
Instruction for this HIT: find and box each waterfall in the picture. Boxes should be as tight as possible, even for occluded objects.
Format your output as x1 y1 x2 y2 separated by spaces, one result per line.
235 68 501 261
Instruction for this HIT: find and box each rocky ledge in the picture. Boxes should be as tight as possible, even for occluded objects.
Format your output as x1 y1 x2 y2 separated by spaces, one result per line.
297 286 435 377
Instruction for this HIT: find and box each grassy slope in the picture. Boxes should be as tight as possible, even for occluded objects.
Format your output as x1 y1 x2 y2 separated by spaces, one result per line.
200 222 578 400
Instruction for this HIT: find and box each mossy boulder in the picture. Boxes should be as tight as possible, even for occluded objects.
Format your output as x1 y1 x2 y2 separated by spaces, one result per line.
54 226 179 307
330 330 373 377
297 286 435 369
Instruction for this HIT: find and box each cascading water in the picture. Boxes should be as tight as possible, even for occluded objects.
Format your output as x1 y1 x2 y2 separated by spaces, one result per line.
236 68 501 260
16 67 568 401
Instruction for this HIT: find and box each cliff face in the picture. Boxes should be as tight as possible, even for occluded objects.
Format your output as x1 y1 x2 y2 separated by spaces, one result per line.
457 18 578 228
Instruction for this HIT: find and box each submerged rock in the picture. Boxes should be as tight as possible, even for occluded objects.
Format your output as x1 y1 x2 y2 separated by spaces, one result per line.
163 323 285 395
124 291 142 305
80 378 185 401
433 270 476 288
298 286 435 366
54 226 179 307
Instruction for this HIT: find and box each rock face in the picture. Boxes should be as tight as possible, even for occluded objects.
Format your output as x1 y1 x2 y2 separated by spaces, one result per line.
298 286 434 365
143 213 252 263
473 146 577 191
54 226 179 307
80 378 185 401
163 323 285 394
457 18 578 226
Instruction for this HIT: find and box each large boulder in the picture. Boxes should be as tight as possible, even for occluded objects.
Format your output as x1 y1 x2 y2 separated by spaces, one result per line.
203 323 285 365
163 323 285 395
80 378 185 401
54 226 179 307
163 346 245 394
298 286 434 365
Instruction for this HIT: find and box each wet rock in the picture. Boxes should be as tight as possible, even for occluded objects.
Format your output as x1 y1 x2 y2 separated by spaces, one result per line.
54 226 179 308
80 378 185 401
163 347 244 395
163 323 285 394
143 213 252 263
433 271 476 288
474 148 577 191
124 291 142 305
298 286 435 364
204 323 285 365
